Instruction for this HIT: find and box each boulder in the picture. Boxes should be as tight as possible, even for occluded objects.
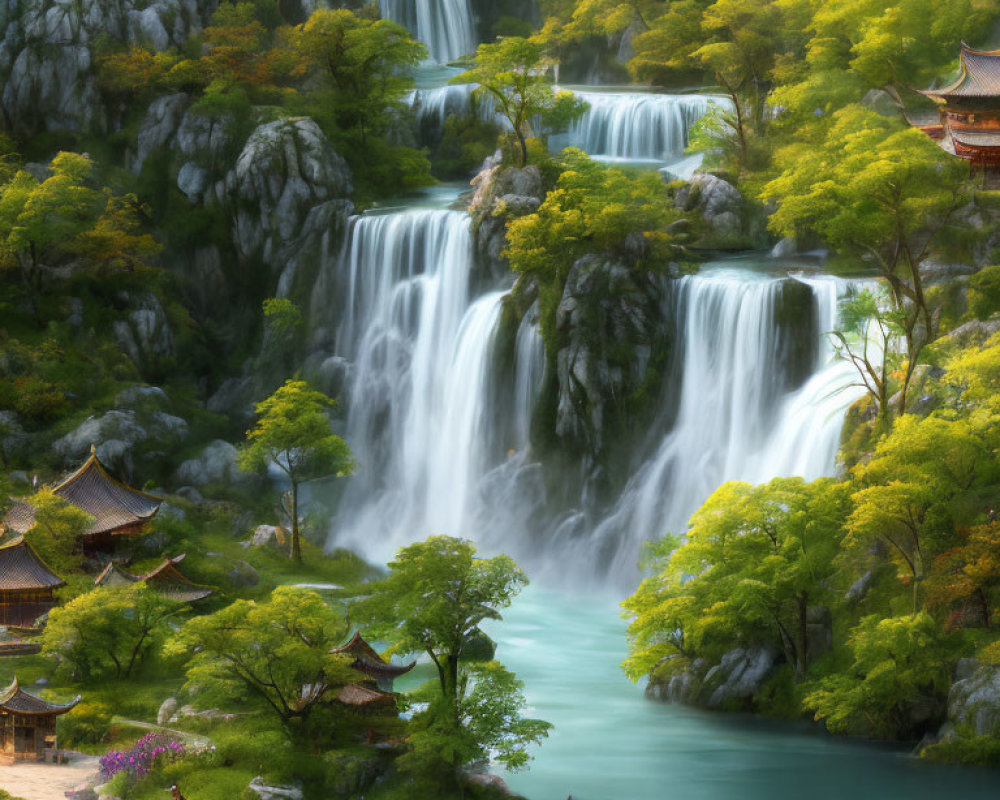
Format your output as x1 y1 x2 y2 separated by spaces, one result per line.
217 117 353 270
53 410 148 475
251 525 285 548
157 696 178 726
551 255 671 460
65 785 98 800
469 156 544 280
940 318 1000 349
248 777 303 800
945 661 1000 738
113 293 174 376
675 173 744 240
702 647 776 709
174 440 245 487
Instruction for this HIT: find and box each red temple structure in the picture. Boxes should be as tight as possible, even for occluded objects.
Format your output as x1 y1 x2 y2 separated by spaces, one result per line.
919 44 1000 175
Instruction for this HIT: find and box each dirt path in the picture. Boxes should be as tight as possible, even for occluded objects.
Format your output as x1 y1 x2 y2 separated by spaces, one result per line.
0 754 99 800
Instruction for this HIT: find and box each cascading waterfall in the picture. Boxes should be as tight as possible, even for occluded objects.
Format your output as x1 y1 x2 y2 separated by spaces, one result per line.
568 267 869 584
326 221 866 583
554 91 731 162
379 0 475 64
331 206 507 562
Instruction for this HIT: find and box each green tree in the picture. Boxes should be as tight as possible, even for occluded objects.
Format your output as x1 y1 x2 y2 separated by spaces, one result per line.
355 536 547 781
453 37 587 167
0 153 161 323
166 587 355 736
804 612 956 739
762 105 970 414
845 414 996 609
356 536 527 710
25 489 93 575
295 9 426 146
0 154 102 320
624 477 850 682
830 287 902 427
44 585 182 681
968 265 1000 321
504 148 678 343
238 379 355 562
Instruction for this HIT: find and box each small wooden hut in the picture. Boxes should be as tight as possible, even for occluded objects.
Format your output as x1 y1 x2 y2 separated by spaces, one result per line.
0 537 65 630
4 448 163 551
0 677 79 763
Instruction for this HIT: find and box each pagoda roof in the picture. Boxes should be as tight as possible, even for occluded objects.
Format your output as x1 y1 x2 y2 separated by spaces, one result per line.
0 677 79 716
94 554 214 603
4 450 162 538
951 128 1000 148
923 44 1000 101
335 684 396 708
332 632 416 681
0 537 65 592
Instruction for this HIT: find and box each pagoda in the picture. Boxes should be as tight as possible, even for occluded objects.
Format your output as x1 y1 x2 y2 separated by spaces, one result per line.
94 554 215 603
332 632 417 693
0 537 65 630
0 677 79 762
919 44 1000 172
3 447 163 550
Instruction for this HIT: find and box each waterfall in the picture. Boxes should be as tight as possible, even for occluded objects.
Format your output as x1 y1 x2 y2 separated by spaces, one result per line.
331 207 508 562
555 91 730 162
564 267 868 584
379 0 476 64
325 212 867 584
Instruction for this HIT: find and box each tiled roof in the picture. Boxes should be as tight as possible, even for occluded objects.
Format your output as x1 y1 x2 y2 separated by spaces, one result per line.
332 632 416 680
924 45 1000 99
335 684 396 708
94 555 214 603
951 128 1000 147
54 452 162 536
0 538 65 592
0 677 80 716
3 452 162 538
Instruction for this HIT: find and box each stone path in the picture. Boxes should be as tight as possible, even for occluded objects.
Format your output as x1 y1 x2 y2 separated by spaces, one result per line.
0 754 99 800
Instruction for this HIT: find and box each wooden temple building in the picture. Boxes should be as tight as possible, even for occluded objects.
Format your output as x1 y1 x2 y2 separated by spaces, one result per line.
918 44 1000 179
0 677 79 763
3 447 163 551
94 554 214 603
0 537 65 630
332 633 416 711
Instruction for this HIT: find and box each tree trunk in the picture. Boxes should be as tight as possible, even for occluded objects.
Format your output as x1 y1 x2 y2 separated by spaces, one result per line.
290 480 302 563
516 129 528 168
796 592 808 679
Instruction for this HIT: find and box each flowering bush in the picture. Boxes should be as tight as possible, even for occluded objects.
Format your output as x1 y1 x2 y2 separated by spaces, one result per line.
99 732 185 781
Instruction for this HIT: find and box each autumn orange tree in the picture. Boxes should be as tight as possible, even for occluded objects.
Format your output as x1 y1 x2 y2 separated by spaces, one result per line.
926 523 1000 630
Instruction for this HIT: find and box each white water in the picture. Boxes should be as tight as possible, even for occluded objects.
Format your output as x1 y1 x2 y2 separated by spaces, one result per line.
553 90 730 162
379 0 475 64
332 204 508 561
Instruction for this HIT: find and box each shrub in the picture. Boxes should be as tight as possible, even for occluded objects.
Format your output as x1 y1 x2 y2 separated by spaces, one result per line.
99 732 186 782
59 701 113 746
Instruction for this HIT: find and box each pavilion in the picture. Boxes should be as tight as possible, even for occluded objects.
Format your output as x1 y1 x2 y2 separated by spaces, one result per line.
0 677 79 762
333 632 417 693
0 537 65 630
918 43 1000 178
94 554 214 603
3 447 163 550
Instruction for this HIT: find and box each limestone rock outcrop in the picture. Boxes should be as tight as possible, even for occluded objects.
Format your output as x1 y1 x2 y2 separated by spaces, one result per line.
0 0 213 136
